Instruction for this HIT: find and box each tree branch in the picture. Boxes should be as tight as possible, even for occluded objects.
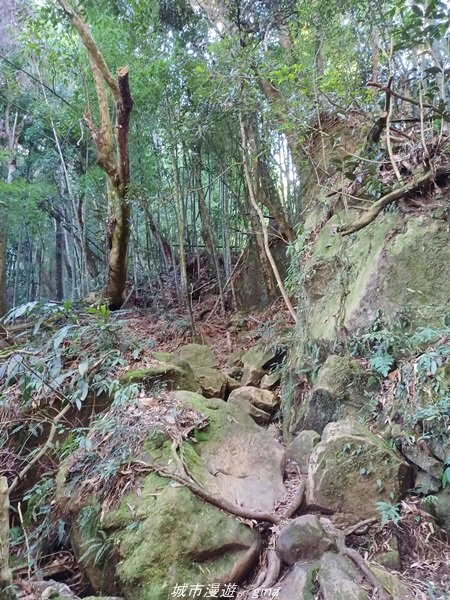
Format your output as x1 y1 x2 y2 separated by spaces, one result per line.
339 165 450 236
9 403 72 494
55 0 119 99
367 81 440 113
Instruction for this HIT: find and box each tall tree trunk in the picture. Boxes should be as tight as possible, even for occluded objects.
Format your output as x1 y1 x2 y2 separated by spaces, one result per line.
169 138 196 336
240 113 298 323
0 223 7 317
193 142 225 313
54 218 64 301
0 105 23 316
0 477 15 600
245 119 295 243
57 0 133 309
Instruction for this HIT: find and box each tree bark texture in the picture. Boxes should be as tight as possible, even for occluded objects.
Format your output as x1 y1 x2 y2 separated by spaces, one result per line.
0 476 15 600
57 0 133 309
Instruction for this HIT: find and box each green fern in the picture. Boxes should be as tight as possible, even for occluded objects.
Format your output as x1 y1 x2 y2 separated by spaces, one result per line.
369 352 394 377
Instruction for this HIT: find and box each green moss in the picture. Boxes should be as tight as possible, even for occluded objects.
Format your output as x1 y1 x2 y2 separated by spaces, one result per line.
115 485 257 600
303 564 320 600
119 364 200 392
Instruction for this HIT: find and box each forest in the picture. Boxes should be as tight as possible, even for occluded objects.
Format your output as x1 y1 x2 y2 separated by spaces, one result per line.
0 0 449 599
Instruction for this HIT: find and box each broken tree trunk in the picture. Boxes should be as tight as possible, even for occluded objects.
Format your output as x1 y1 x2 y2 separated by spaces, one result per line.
56 0 133 309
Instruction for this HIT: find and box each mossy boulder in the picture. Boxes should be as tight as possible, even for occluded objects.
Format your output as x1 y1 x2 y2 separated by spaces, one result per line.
299 215 450 342
178 343 218 369
119 361 200 393
307 420 411 522
318 552 368 600
286 430 321 474
369 565 411 599
228 386 279 415
276 515 336 565
241 346 284 387
195 367 227 398
110 484 260 600
294 356 370 434
66 482 260 600
173 391 286 513
57 391 286 598
431 487 450 539
276 563 317 600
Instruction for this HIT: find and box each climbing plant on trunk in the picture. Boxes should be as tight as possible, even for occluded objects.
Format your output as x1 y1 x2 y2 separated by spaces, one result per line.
56 0 133 309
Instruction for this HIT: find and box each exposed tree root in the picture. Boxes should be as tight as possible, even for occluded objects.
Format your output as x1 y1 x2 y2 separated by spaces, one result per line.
259 549 281 588
344 517 377 536
336 532 390 600
134 459 281 524
339 165 450 236
283 480 306 520
224 539 262 584
248 549 281 592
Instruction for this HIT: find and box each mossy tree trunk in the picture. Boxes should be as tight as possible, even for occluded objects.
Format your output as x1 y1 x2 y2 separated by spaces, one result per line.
57 0 133 309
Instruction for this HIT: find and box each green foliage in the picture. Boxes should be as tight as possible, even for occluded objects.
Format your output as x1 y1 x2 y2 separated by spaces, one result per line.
369 351 395 378
375 501 401 527
443 456 450 489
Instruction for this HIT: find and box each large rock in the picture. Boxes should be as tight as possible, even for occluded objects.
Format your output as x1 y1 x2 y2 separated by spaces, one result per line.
318 552 368 600
179 343 218 369
241 346 276 370
286 430 321 474
241 346 283 387
260 372 281 390
57 392 286 597
227 396 272 425
300 215 450 341
296 356 369 434
195 367 227 399
433 488 450 539
74 486 260 599
401 443 444 479
119 360 200 393
228 386 279 414
174 392 286 513
277 515 335 565
414 470 440 494
307 420 411 522
369 565 411 599
276 563 316 600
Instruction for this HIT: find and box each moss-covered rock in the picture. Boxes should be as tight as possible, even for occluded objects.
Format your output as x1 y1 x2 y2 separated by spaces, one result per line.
307 419 411 522
119 362 200 393
369 565 412 599
178 343 218 369
276 515 336 565
298 214 450 343
228 386 279 415
286 430 321 474
293 355 371 434
58 391 286 599
111 485 260 600
195 366 227 398
276 562 318 600
318 552 368 600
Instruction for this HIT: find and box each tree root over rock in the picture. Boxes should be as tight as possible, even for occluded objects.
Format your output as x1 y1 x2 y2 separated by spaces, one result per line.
282 480 306 519
249 549 281 591
338 164 450 236
134 459 281 524
336 524 390 600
